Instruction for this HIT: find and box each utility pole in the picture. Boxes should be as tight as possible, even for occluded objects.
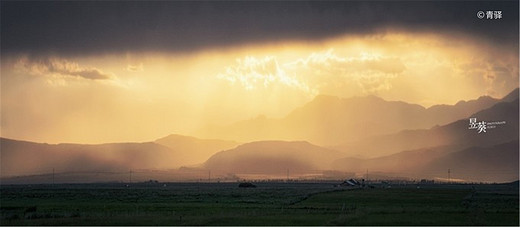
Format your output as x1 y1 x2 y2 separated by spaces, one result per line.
448 169 451 184
286 169 289 182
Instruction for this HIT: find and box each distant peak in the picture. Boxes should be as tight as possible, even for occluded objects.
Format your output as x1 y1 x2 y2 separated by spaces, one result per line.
359 94 384 101
304 95 342 108
165 134 194 139
453 95 496 106
239 140 314 148
312 94 385 102
156 134 198 142
501 87 519 102
312 94 341 101
476 95 495 101
343 94 386 104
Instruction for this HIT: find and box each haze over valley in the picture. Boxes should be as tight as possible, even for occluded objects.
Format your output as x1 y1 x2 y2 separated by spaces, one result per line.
1 88 518 183
1 1 518 184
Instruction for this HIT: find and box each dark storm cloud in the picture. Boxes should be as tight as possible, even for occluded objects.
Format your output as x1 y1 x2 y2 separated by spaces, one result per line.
1 1 518 56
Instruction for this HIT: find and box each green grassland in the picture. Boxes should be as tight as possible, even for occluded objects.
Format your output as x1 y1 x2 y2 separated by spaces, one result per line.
1 182 518 225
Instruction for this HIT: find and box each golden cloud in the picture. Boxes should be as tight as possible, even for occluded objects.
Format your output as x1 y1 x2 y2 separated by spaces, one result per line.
14 56 114 80
126 63 144 72
217 49 406 95
217 56 310 92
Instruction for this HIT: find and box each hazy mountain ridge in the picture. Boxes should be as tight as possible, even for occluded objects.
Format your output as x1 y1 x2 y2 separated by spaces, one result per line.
199 89 514 146
329 97 519 182
332 140 518 183
1 89 517 183
154 134 240 166
0 138 181 177
332 144 462 173
201 95 518 182
421 140 519 182
204 140 346 175
500 88 519 102
334 95 519 158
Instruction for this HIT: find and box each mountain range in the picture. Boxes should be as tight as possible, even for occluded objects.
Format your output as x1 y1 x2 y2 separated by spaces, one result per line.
335 97 519 158
204 140 345 175
154 134 239 166
1 134 239 177
200 96 517 182
0 138 179 177
1 88 518 183
198 89 512 146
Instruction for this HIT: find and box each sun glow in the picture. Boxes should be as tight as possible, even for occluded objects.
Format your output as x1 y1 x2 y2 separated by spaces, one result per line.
1 31 518 143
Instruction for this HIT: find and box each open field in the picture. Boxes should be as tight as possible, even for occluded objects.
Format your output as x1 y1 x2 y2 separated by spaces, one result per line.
1 182 518 225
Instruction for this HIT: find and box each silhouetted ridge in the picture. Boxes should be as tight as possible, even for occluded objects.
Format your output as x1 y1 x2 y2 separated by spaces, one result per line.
200 88 515 146
501 88 519 102
204 140 345 174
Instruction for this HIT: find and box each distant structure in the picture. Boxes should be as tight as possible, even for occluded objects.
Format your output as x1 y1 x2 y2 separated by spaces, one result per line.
419 179 435 184
340 179 361 187
338 178 373 188
238 182 256 188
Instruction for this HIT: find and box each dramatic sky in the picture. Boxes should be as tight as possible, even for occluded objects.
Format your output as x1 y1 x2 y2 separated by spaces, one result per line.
1 1 519 144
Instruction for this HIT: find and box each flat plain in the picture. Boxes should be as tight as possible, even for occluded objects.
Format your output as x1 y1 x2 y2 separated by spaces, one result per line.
1 182 518 225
